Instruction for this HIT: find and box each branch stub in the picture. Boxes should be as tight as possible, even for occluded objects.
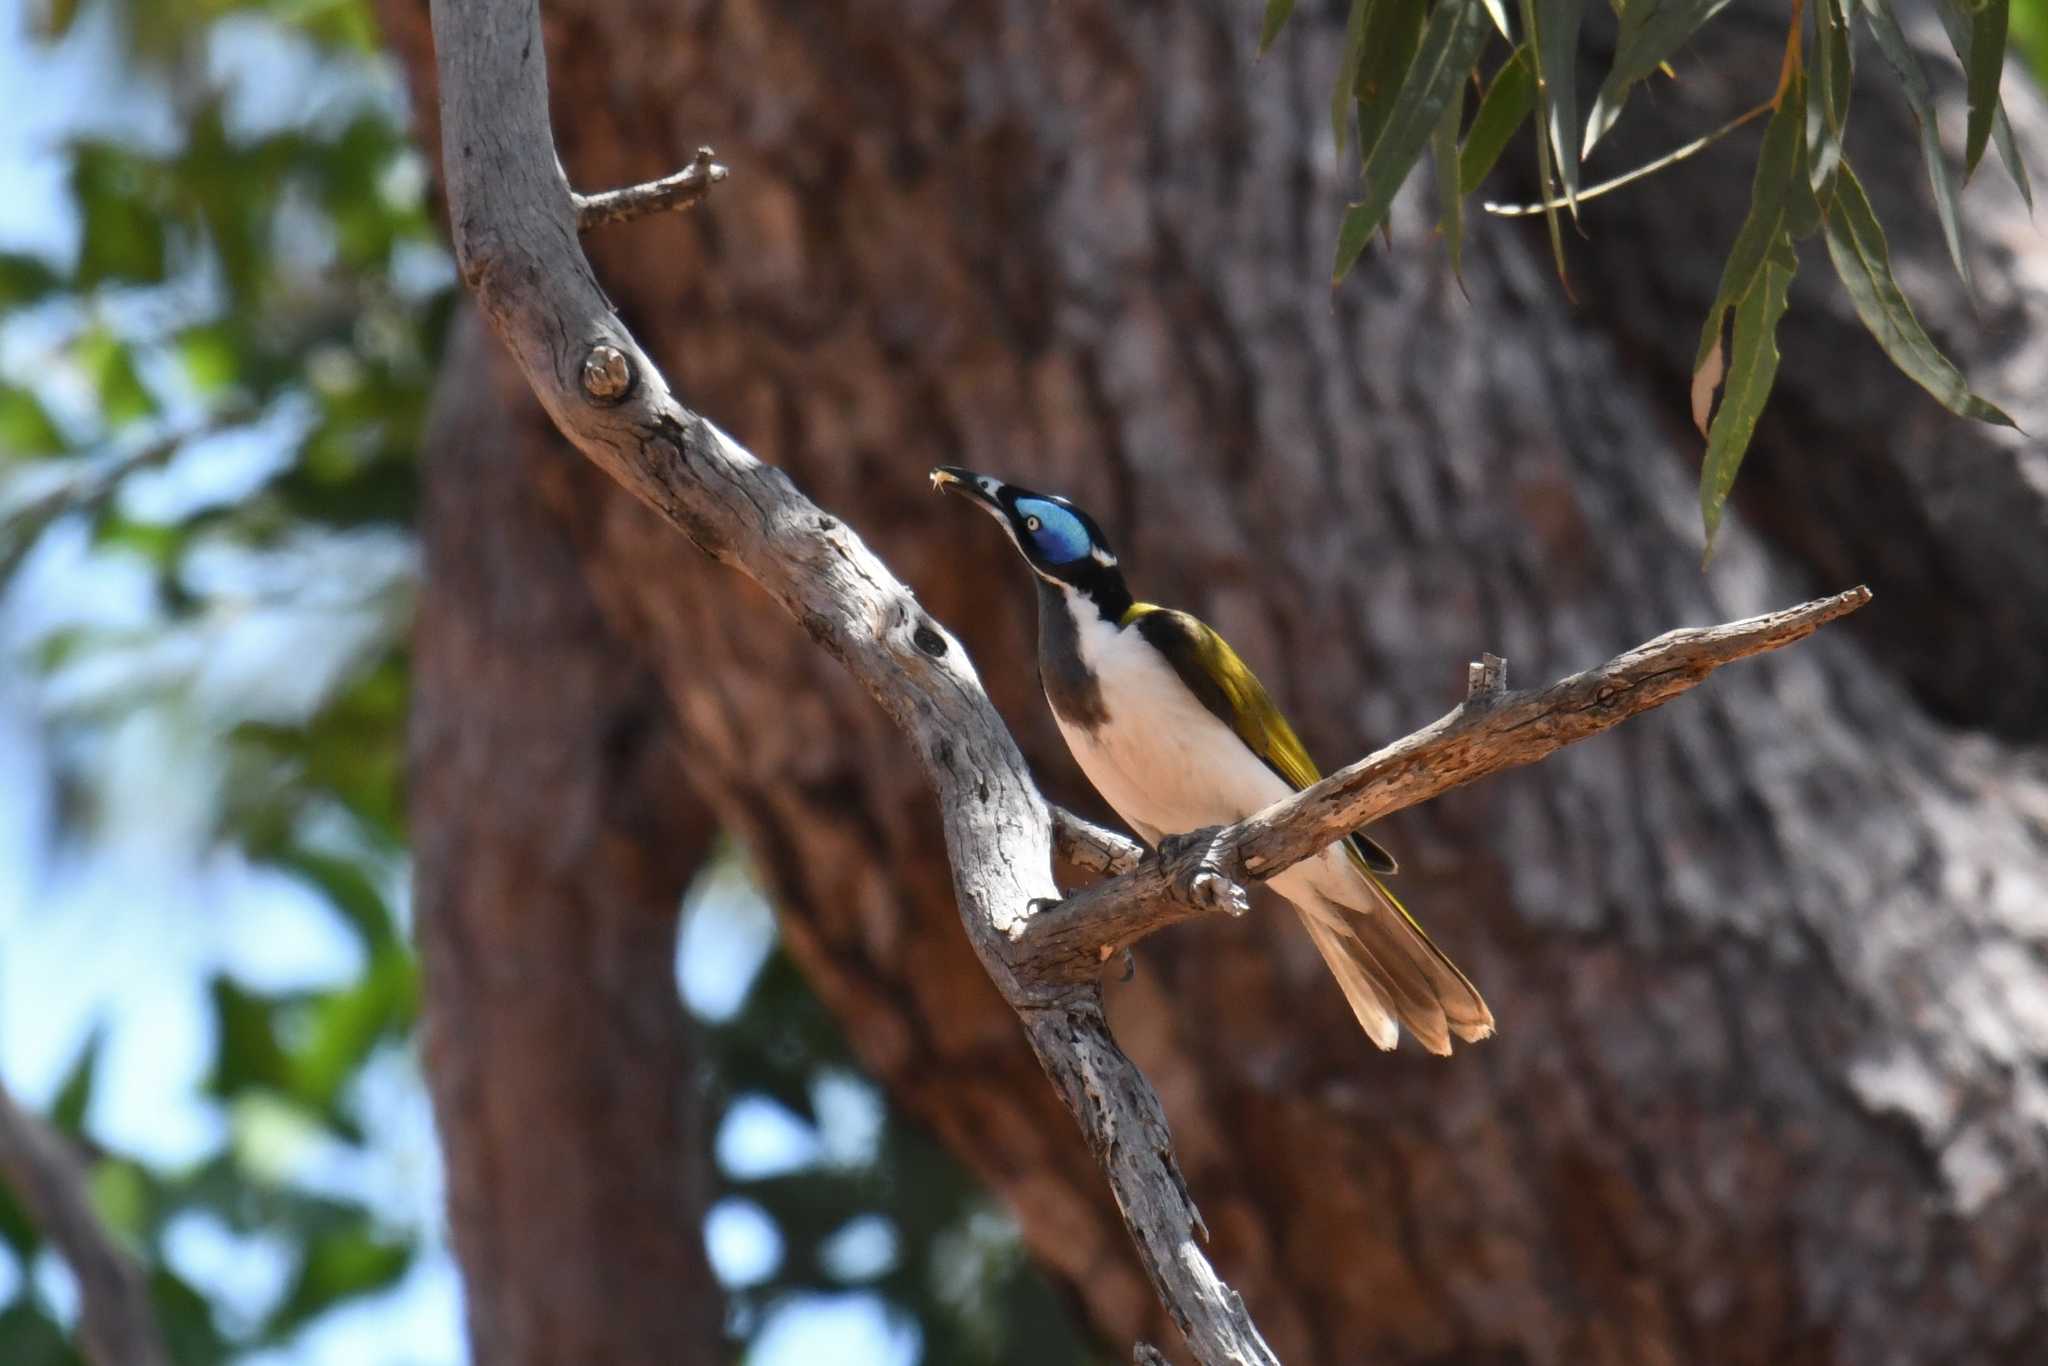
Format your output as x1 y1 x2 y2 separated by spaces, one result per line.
581 344 634 405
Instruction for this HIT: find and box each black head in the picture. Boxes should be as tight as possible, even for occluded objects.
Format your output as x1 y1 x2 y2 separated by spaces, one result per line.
931 466 1131 613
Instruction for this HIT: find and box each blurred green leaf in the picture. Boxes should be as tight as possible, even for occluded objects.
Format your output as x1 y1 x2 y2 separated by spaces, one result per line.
86 1159 151 1244
50 1027 102 1134
207 976 294 1101
1332 0 1373 151
1259 0 1296 54
70 144 168 287
1531 0 1585 213
1334 0 1491 279
1962 0 2010 178
263 1224 411 1341
1433 75 1467 282
31 0 83 40
0 386 67 457
1585 0 1737 155
1864 0 1975 292
176 322 240 395
1702 240 1795 556
1459 46 1537 193
0 1303 76 1366
78 329 157 429
150 1269 231 1366
1821 160 2016 425
0 253 63 308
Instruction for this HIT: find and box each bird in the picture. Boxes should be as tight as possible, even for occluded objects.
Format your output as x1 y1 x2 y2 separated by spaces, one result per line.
932 465 1493 1054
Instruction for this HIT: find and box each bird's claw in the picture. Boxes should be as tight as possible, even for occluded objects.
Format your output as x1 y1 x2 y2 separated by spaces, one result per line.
1187 870 1250 917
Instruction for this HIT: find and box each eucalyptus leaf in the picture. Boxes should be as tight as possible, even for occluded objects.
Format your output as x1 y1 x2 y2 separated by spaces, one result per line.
1355 0 1432 165
0 384 67 456
1962 0 2009 179
1334 0 1491 280
1532 0 1586 213
1821 161 2015 426
1701 241 1795 557
1585 0 1739 156
1692 81 1809 414
1433 77 1467 282
1808 0 1852 192
1259 0 1296 54
1460 46 1538 193
1860 0 1972 291
1333 0 1372 152
1930 0 2032 207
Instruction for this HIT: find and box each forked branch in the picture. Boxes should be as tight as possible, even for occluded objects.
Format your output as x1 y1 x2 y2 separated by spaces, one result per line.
424 0 1863 1359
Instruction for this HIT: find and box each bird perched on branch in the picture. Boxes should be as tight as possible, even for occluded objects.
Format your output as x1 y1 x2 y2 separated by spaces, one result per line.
933 466 1492 1054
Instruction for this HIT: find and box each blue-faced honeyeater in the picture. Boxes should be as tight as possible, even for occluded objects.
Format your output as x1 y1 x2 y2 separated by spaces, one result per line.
934 466 1492 1054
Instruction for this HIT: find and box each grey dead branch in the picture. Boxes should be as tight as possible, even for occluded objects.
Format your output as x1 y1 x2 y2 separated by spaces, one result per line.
424 0 1868 1357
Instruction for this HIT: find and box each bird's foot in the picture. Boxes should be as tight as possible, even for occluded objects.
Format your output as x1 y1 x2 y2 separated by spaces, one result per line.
1159 828 1249 917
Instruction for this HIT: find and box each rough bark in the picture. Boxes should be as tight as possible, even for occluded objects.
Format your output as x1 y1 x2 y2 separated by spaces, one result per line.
408 311 722 1361
385 2 2048 1363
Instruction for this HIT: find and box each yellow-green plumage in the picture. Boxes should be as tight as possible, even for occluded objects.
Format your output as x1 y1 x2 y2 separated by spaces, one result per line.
1119 601 1492 1053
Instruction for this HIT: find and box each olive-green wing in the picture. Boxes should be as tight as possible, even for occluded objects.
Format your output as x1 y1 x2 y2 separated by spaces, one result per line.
1122 603 1398 875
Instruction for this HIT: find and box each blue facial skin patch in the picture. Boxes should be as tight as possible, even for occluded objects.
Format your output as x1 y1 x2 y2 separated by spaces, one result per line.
1015 497 1092 564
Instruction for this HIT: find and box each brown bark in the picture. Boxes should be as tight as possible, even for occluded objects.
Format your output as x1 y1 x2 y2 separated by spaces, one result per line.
409 312 721 1361
387 1 2048 1362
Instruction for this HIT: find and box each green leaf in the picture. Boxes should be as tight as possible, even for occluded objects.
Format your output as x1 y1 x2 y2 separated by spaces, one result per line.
0 385 67 457
1433 75 1467 282
1333 0 1372 152
1930 0 2032 207
265 1224 413 1339
1585 0 1739 156
1531 0 1586 213
1355 0 1433 164
1809 0 1852 191
1334 0 1492 279
1692 78 1810 428
70 145 167 288
1701 239 1796 556
0 1303 73 1366
1821 160 2016 426
32 0 83 40
1962 0 2009 178
77 329 156 429
1460 46 1538 193
50 1027 102 1134
1859 0 1973 292
0 253 62 308
1259 0 1296 54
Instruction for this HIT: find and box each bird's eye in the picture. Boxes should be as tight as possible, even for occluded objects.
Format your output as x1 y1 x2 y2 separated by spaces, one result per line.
1025 516 1042 532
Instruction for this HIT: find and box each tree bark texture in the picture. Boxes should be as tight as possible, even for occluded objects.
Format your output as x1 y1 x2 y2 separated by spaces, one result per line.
386 2 2048 1362
409 311 723 1361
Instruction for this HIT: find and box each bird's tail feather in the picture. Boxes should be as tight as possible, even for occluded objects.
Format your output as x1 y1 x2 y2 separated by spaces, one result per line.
1289 875 1494 1055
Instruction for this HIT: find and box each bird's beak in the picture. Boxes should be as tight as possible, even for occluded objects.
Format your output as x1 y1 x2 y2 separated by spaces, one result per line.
930 466 1004 517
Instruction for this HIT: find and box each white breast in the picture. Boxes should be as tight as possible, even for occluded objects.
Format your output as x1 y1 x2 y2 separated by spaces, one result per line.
1050 591 1294 848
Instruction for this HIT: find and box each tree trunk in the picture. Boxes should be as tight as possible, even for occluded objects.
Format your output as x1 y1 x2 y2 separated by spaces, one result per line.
387 1 2048 1362
409 312 722 1361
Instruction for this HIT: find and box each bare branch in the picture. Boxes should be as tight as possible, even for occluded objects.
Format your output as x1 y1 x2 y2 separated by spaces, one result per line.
0 1082 169 1366
1052 805 1143 877
427 0 1863 1356
428 0 1271 1358
572 147 728 231
1016 588 1872 981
